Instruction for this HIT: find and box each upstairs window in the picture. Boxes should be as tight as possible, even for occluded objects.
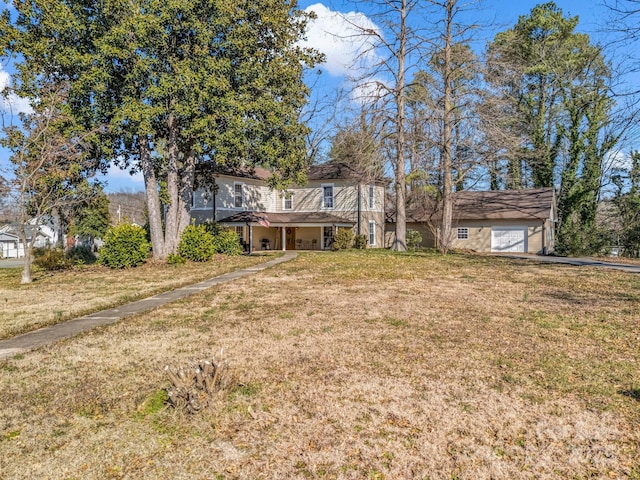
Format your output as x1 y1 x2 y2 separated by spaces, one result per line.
283 191 293 210
369 184 375 209
234 183 244 208
322 185 334 209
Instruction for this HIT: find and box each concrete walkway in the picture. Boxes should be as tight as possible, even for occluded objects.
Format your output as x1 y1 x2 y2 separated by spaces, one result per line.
0 252 297 361
497 254 640 274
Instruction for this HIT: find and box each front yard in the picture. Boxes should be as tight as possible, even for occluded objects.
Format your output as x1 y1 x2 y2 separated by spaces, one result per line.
0 254 271 339
0 250 638 479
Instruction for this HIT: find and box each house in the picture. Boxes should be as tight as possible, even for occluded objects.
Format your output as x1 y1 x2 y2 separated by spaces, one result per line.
386 188 557 254
190 162 387 251
0 221 58 258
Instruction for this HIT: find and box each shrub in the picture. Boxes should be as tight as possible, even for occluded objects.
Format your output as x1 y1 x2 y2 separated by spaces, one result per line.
66 245 97 265
99 223 150 269
178 224 216 262
332 228 355 250
353 234 368 249
33 248 71 271
406 229 423 250
167 252 186 265
203 221 222 236
212 228 243 256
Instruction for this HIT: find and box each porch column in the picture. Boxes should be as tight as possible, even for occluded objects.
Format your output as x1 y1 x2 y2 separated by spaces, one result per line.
319 226 323 250
248 223 253 255
281 227 286 251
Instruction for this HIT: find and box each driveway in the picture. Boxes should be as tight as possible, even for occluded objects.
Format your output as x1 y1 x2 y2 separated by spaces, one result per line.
0 259 23 269
498 254 640 273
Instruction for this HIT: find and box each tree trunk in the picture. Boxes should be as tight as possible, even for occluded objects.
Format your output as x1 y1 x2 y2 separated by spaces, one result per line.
438 0 455 255
393 0 408 252
140 135 166 260
19 225 32 284
178 148 196 234
164 113 180 255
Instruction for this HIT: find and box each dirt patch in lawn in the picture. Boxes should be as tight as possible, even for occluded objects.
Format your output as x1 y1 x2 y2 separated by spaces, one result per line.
0 250 638 479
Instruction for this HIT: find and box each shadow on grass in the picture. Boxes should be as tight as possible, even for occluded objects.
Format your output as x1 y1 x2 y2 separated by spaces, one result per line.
619 389 640 402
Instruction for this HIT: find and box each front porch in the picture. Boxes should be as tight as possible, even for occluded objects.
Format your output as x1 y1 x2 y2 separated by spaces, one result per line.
217 211 354 253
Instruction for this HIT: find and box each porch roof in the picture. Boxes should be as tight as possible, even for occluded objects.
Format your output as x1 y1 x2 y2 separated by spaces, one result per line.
218 211 354 227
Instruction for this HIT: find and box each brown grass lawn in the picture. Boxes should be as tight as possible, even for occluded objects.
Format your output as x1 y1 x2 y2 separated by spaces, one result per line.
0 250 639 479
0 254 271 339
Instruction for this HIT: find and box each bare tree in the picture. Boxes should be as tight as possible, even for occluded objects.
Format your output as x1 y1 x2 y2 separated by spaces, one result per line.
335 0 432 251
1 82 101 283
335 0 480 253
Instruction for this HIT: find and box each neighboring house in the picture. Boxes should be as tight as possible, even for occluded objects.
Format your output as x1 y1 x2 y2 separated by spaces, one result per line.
386 188 557 254
190 162 387 251
0 221 58 258
0 229 22 259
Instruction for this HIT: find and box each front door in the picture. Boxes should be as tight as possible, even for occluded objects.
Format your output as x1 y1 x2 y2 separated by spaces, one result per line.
286 227 296 250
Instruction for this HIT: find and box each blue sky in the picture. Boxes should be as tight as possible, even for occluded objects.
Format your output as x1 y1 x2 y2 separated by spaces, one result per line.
0 0 634 193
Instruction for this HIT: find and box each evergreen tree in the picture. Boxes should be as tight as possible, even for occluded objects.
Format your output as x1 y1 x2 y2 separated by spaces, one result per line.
1 0 321 259
613 151 640 257
485 2 619 255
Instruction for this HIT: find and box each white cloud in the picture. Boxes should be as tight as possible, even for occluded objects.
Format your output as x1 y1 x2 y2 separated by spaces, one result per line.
303 3 382 77
0 67 33 115
100 163 145 193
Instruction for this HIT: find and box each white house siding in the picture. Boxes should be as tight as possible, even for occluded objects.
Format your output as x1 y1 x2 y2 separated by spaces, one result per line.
190 171 387 248
449 220 548 254
191 175 276 223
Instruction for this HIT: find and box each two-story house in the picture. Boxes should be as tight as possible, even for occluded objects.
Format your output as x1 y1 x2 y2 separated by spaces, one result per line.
190 162 386 251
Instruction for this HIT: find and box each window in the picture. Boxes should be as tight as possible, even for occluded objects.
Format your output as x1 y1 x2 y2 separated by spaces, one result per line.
368 184 375 209
234 183 244 208
323 226 334 249
234 226 244 240
369 221 376 246
283 191 293 210
457 227 469 240
322 185 334 209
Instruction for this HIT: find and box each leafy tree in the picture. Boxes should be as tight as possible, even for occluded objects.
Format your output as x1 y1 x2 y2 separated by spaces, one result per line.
2 0 321 260
1 82 101 283
485 2 621 255
67 191 111 249
613 151 640 257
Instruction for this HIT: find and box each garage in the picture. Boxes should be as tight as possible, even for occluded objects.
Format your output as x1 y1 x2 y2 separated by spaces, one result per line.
491 227 527 253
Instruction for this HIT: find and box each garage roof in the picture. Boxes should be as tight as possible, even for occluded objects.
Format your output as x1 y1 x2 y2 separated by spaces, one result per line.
391 188 556 223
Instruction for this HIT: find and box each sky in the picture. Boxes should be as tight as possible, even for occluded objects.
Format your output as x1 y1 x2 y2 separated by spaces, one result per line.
0 0 634 193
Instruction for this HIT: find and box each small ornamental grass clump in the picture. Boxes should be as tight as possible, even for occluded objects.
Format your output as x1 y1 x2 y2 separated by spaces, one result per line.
165 357 233 414
99 223 150 269
178 224 216 262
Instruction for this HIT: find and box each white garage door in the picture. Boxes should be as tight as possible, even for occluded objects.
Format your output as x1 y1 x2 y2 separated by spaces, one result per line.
491 227 527 253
